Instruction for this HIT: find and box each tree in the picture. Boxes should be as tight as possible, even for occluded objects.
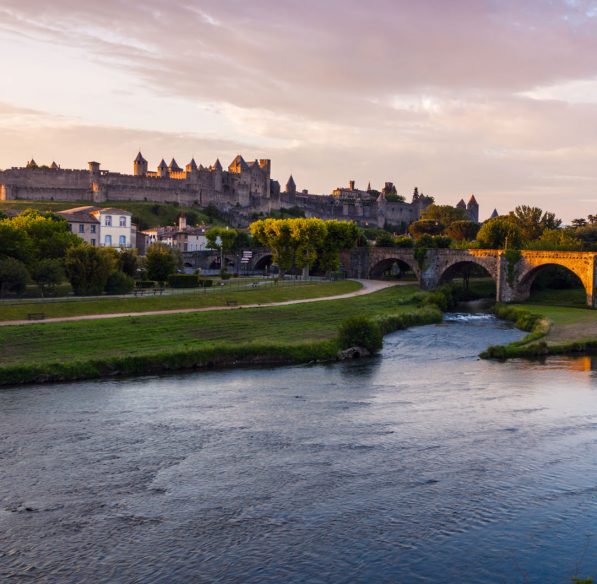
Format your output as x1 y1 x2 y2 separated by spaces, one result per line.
575 225 597 249
408 220 445 239
118 249 138 277
145 243 179 283
445 220 480 242
233 230 252 250
525 229 582 251
206 227 237 251
250 218 298 276
291 218 327 275
571 218 587 228
9 210 81 262
318 220 360 273
65 246 116 295
0 258 29 297
32 259 64 297
508 205 561 242
105 271 135 295
420 204 468 227
0 222 34 264
476 216 523 249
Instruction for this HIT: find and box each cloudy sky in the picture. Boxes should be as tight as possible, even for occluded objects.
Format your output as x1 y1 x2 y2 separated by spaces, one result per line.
1 0 597 220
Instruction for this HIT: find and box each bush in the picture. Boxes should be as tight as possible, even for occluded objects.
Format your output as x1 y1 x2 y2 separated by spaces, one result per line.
198 278 214 288
220 272 232 280
0 257 30 297
105 271 135 295
338 317 383 354
168 274 200 288
394 235 414 248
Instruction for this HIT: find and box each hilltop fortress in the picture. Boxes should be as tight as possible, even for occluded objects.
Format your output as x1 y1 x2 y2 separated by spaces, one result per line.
0 154 479 228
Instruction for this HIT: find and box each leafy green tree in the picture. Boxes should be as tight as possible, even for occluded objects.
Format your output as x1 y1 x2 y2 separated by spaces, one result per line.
291 218 327 274
508 205 561 242
574 224 597 249
572 218 587 228
9 210 81 262
338 317 383 354
233 230 252 250
145 243 179 283
525 229 582 251
65 246 116 295
32 259 64 297
477 216 523 249
394 235 414 248
0 222 34 264
0 258 29 297
317 220 360 273
420 204 468 227
445 220 480 242
408 220 445 239
250 219 298 276
206 227 237 251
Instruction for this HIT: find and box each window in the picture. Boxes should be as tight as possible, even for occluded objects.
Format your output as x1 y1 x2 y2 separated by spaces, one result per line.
105 215 112 226
67 223 72 232
91 239 96 246
119 235 126 247
79 224 85 233
105 235 112 246
90 225 96 234
119 216 127 227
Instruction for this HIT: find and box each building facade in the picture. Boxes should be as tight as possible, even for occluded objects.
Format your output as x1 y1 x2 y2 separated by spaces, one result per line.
58 206 134 248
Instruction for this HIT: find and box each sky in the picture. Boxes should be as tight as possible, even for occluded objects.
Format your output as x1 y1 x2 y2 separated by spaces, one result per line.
1 1 597 221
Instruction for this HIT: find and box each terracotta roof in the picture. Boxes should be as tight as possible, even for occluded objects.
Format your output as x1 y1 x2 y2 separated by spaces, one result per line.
58 209 100 224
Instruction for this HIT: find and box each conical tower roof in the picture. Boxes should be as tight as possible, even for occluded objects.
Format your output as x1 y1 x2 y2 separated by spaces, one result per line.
214 158 222 171
158 159 168 169
286 174 296 190
169 158 181 171
50 161 59 170
468 195 478 206
135 152 147 163
187 158 198 171
456 198 466 209
490 208 499 219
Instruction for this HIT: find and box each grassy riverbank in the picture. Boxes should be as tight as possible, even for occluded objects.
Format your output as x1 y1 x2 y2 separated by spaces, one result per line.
0 285 443 386
481 288 597 359
0 280 361 321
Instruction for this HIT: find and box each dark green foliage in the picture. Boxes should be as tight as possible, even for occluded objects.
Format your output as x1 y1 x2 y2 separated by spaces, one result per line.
477 216 523 249
408 220 445 239
375 232 395 247
65 246 116 296
32 259 64 297
168 274 200 288
394 235 414 248
146 243 178 283
446 220 480 241
0 258 30 297
338 317 383 353
105 271 135 295
118 249 138 277
198 278 214 288
420 204 468 227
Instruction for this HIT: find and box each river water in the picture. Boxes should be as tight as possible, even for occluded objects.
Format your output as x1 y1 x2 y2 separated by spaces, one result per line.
1 315 597 583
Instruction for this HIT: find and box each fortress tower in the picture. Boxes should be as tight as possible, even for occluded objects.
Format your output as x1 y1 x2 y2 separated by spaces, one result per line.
134 152 148 177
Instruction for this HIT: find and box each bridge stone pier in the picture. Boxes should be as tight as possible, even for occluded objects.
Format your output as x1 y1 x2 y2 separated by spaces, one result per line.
341 247 597 307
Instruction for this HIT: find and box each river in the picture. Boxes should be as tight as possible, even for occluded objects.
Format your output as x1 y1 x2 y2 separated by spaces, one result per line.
1 315 597 583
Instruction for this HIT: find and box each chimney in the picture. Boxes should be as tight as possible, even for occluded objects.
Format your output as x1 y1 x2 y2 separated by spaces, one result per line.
349 180 355 190
178 214 187 231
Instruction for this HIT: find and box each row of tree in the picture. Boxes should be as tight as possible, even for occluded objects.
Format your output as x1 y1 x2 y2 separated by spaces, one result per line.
250 218 362 276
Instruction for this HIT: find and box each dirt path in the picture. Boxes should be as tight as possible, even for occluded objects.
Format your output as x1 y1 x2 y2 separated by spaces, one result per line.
0 280 405 327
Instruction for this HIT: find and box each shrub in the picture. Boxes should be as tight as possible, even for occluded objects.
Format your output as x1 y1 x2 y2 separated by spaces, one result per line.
32 258 64 297
0 257 30 297
220 272 232 280
338 317 383 354
394 235 414 248
198 278 214 288
168 274 200 288
105 271 135 295
64 246 116 296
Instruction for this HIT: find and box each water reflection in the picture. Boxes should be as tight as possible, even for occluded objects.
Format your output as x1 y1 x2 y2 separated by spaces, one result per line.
0 316 596 583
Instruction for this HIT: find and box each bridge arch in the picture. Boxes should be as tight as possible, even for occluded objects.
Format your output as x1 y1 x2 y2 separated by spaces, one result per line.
516 261 591 304
438 260 496 287
369 256 420 280
254 254 274 271
436 253 499 287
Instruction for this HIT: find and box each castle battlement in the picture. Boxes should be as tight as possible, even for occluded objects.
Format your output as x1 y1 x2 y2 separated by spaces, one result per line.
0 154 478 228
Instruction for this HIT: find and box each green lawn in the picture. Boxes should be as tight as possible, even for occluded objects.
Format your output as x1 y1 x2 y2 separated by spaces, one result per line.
0 280 361 321
0 285 424 369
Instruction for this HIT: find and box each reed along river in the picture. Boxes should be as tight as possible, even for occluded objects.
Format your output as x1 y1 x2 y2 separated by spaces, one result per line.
1 315 597 583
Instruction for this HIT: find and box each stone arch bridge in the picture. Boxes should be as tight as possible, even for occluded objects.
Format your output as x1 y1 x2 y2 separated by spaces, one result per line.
341 248 597 307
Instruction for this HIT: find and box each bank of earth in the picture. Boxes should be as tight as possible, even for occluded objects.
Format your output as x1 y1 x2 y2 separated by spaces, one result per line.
482 288 597 359
0 284 443 387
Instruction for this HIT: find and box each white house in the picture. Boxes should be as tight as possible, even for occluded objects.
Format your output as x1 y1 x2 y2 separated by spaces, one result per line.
58 206 134 249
